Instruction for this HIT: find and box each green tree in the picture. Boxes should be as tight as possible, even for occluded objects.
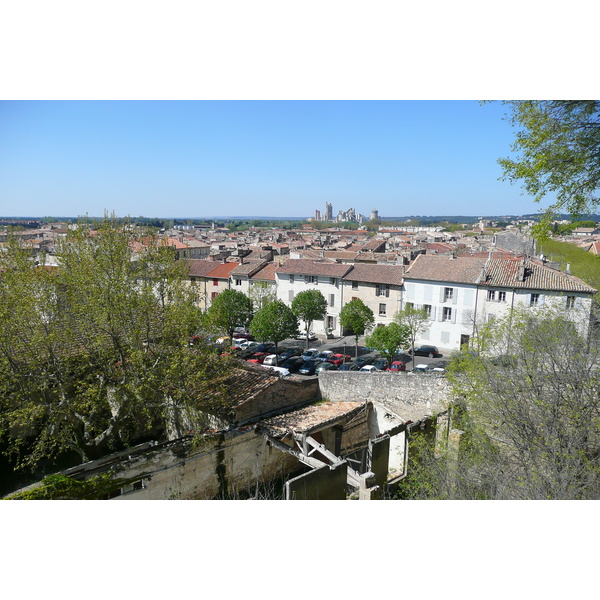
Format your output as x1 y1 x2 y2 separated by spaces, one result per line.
497 101 600 237
204 289 253 341
339 299 375 357
291 289 328 349
249 300 299 350
394 305 430 363
0 217 229 471
248 281 277 311
365 322 410 365
439 308 600 499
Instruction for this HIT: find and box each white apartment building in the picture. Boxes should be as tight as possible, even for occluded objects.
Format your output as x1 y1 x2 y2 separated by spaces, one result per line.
275 259 353 336
403 254 596 351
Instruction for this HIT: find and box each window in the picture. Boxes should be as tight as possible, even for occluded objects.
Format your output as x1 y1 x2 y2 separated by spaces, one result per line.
190 277 196 286
211 292 218 301
304 275 317 284
329 294 335 307
379 303 387 316
289 274 295 284
330 277 337 286
406 302 414 310
213 278 219 286
442 306 452 321
377 284 389 297
530 293 540 306
352 281 358 290
443 287 453 302
423 304 432 318
235 278 242 286
566 295 576 309
487 290 496 301
352 296 358 301
498 291 506 302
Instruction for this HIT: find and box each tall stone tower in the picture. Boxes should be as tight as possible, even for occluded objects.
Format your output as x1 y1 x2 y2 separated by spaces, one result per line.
370 209 379 221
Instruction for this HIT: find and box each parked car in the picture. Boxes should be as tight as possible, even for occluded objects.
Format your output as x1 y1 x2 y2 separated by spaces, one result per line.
247 352 270 364
280 356 306 373
262 354 279 366
386 360 406 372
354 355 375 368
298 359 323 375
373 358 389 371
410 345 440 358
278 347 302 361
338 362 359 371
232 329 254 341
296 330 317 341
359 365 377 372
315 361 338 374
263 365 290 378
327 353 352 367
253 343 277 354
412 363 430 373
315 350 334 361
301 348 320 361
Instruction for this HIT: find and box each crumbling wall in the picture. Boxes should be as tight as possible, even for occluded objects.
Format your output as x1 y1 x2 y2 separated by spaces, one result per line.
318 372 452 422
234 377 320 423
285 461 348 500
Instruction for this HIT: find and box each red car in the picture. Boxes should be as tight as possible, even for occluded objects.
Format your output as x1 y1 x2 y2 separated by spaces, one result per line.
247 352 269 364
327 353 352 367
386 360 407 372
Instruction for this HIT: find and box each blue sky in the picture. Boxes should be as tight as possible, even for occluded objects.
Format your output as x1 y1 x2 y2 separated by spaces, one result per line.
0 100 549 220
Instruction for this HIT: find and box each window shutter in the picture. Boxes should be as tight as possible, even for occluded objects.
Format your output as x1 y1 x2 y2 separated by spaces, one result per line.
451 308 457 323
526 294 531 305
575 297 582 309
431 306 436 320
539 294 545 306
438 309 443 322
452 289 457 305
439 287 445 302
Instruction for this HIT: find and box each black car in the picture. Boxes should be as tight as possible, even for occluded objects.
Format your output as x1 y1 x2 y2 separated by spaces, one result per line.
278 347 302 361
411 345 440 358
354 355 375 368
280 356 306 373
338 362 359 371
298 359 323 375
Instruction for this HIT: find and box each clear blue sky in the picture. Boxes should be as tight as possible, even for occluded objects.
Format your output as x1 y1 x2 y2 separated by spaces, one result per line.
0 100 549 220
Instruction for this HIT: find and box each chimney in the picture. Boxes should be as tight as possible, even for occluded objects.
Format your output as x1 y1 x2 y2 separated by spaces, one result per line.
566 263 571 274
517 258 526 282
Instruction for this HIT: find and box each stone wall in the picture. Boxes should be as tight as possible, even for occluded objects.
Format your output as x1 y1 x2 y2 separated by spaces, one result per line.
318 371 453 422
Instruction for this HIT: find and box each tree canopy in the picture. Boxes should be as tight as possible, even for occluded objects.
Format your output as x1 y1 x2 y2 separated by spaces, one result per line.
291 289 328 347
394 304 430 361
498 101 600 236
249 300 299 349
204 289 253 341
400 308 600 499
0 217 230 471
339 299 374 357
365 323 410 365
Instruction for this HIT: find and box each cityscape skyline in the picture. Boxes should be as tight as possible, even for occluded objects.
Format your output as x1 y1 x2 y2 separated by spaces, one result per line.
0 101 558 221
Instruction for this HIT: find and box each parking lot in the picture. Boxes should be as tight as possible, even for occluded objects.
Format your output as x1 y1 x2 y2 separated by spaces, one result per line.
276 334 452 373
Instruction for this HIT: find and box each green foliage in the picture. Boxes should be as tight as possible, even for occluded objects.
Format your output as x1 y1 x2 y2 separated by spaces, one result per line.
365 323 410 364
250 300 299 347
4 473 130 500
0 216 231 472
339 298 374 356
204 289 254 340
442 308 600 499
291 289 328 345
248 281 276 311
497 101 600 237
394 305 430 359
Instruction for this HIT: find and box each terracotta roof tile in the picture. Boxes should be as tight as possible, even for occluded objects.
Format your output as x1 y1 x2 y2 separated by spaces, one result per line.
275 259 353 278
342 263 403 286
404 254 487 284
206 262 241 279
